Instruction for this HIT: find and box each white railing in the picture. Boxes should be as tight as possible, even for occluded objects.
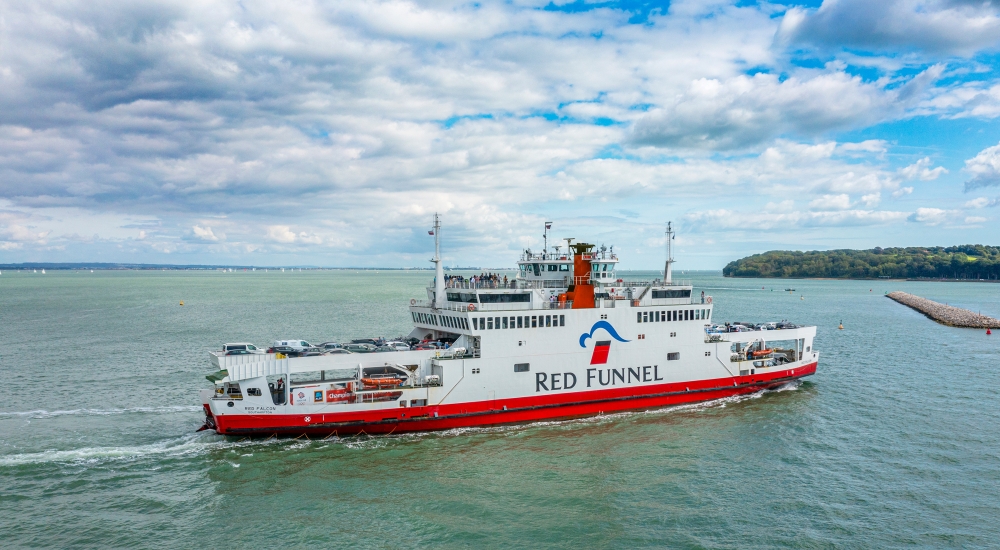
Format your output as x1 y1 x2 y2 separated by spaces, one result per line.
412 300 573 312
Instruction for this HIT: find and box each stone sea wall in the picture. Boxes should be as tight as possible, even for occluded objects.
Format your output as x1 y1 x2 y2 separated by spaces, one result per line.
886 291 1000 328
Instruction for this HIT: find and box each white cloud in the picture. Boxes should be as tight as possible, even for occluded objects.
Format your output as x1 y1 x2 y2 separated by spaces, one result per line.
964 196 1000 208
629 71 897 150
899 157 948 181
266 225 298 243
809 194 853 210
892 186 914 197
1 225 50 243
860 192 881 207
964 141 1000 190
777 0 1000 55
907 207 964 225
192 225 220 242
685 208 909 230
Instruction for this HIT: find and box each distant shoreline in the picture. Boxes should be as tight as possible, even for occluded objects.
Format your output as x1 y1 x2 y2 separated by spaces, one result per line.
725 276 1000 283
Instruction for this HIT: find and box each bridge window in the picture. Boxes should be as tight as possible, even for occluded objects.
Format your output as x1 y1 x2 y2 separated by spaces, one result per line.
559 264 569 271
514 363 530 372
652 289 692 299
668 352 680 360
547 264 558 271
479 293 530 303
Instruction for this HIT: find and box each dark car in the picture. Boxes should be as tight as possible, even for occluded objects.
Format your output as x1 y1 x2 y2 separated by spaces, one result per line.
344 343 377 353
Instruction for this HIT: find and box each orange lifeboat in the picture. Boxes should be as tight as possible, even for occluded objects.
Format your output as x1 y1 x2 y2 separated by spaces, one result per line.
750 349 773 358
362 377 403 389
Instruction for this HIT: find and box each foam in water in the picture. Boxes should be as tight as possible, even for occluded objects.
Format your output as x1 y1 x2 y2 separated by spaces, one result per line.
0 406 202 420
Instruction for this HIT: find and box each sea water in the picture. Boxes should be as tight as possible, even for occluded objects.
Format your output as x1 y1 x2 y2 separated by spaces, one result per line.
1 270 999 548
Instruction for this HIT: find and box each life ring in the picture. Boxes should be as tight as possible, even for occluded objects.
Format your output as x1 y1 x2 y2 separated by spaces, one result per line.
706 296 713 304
410 298 416 305
468 303 476 311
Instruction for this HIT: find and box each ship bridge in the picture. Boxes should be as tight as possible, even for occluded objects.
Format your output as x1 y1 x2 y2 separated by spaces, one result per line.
409 223 705 348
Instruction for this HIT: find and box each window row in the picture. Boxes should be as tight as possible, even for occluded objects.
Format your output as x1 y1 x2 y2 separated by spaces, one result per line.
521 263 571 276
473 314 565 330
412 312 470 331
637 308 710 323
652 289 692 299
446 292 531 304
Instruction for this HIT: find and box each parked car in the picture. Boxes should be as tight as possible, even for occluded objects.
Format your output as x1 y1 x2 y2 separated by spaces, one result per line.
318 342 342 350
384 341 411 351
271 339 313 351
411 343 437 351
343 343 377 353
223 343 264 355
323 348 353 355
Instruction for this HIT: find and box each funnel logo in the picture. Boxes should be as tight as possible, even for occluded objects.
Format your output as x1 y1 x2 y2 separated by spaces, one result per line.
579 321 630 365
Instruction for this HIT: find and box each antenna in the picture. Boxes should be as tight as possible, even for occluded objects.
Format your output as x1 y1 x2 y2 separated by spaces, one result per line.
543 221 553 257
664 221 675 284
431 213 444 309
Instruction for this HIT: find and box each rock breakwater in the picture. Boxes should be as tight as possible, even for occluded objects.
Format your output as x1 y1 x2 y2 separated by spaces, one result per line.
886 291 1000 328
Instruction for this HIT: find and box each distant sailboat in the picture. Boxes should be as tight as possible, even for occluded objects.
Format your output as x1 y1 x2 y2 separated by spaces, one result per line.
41 269 45 274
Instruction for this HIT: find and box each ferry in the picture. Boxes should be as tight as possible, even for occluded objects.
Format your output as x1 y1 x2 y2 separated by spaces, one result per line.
199 217 818 436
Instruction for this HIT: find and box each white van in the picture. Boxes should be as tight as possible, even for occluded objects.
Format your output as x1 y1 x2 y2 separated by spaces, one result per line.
272 339 313 351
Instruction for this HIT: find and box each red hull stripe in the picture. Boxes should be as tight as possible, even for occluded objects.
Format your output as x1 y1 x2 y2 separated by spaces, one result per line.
211 362 816 436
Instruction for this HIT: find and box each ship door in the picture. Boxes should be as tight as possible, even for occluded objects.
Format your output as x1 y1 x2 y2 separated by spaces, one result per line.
267 374 287 405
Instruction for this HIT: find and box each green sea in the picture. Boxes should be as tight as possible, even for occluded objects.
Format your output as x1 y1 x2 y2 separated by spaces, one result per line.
2 269 999 548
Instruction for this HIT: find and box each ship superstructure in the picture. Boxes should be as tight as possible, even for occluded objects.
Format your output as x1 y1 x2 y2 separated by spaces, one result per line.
200 218 818 436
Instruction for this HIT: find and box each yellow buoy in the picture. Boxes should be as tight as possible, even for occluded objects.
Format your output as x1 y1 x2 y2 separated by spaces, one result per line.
839 320 844 330
180 301 184 306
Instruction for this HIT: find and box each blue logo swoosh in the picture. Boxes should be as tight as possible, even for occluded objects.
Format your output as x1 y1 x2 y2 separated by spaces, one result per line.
579 320 631 348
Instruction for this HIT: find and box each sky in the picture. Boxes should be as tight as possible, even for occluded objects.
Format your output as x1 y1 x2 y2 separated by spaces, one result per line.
2 0 1000 270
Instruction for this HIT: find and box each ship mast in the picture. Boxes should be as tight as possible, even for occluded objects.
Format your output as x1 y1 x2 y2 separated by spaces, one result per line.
664 221 674 284
432 213 445 309
543 221 552 258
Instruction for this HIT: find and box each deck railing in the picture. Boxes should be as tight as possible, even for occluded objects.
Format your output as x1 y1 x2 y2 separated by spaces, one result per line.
412 300 573 312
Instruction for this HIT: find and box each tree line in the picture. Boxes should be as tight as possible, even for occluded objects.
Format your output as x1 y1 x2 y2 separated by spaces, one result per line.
723 245 1000 280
